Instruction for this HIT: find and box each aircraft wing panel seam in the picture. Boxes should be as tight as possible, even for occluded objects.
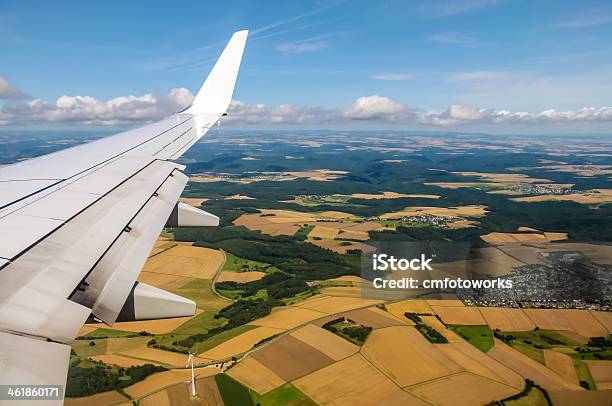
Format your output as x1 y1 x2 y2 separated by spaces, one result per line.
68 165 185 302
0 159 176 263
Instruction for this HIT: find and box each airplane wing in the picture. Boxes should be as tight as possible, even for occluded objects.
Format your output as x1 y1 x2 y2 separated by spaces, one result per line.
0 30 248 404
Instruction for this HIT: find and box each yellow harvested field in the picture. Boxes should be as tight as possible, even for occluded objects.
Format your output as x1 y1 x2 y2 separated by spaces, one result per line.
216 271 266 283
320 286 363 297
543 350 579 385
524 309 608 338
124 367 218 399
343 307 411 329
294 295 382 314
437 342 524 389
294 354 427 406
139 390 171 406
337 229 370 240
478 307 536 331
452 171 552 183
319 211 354 219
64 391 128 406
105 309 203 334
120 347 208 366
420 316 463 342
104 337 150 354
349 191 439 200
328 275 368 283
234 211 314 236
342 222 385 232
235 208 382 243
308 238 375 254
227 356 286 394
249 307 327 330
137 272 194 291
361 326 462 386
76 325 98 336
290 324 359 361
199 326 285 359
518 226 540 232
142 245 224 279
146 376 222 406
586 360 612 389
431 306 486 325
426 182 504 189
536 164 612 177
470 247 524 276
308 225 339 239
481 232 567 244
90 354 154 368
426 299 464 307
591 311 612 333
386 300 433 319
260 209 318 223
513 189 612 205
179 197 208 207
381 205 488 219
283 169 349 181
488 340 581 391
148 240 177 256
407 372 519 406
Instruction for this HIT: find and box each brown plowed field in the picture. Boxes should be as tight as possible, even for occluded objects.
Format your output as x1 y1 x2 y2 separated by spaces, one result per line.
251 335 334 381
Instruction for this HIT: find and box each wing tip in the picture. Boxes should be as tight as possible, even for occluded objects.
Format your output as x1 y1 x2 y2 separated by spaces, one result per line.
185 30 249 117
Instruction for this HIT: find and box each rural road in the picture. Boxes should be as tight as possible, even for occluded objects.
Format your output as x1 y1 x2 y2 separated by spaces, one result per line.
210 249 228 300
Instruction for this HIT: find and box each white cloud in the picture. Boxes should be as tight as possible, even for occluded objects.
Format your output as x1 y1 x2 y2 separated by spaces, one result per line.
226 100 338 124
371 73 412 81
0 76 26 99
2 88 612 129
1 87 193 126
343 96 410 120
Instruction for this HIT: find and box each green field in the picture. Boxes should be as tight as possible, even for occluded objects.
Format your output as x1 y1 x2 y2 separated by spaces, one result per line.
494 329 611 364
449 325 494 352
223 252 280 273
215 373 255 406
573 359 597 390
80 327 142 339
254 384 317 406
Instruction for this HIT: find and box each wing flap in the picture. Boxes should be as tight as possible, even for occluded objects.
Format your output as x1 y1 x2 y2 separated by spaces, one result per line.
72 170 189 324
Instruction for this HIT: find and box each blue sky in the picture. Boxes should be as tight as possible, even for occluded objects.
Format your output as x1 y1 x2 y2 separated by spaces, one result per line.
1 0 612 132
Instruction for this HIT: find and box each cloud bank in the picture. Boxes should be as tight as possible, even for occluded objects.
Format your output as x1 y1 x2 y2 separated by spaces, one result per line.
1 77 611 128
0 76 27 99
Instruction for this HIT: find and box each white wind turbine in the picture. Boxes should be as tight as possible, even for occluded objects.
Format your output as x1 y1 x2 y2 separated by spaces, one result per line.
186 352 196 398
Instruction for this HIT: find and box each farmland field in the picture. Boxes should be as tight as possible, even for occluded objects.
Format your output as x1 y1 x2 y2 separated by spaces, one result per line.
51 129 612 404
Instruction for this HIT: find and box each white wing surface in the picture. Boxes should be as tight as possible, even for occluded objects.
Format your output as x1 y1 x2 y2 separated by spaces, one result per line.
0 30 248 404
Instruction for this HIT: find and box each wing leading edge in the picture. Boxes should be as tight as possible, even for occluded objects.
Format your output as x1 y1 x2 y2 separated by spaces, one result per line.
0 30 248 405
